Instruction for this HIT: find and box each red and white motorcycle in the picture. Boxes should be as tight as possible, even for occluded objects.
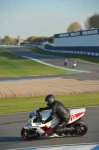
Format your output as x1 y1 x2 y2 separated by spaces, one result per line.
72 61 77 68
21 108 88 141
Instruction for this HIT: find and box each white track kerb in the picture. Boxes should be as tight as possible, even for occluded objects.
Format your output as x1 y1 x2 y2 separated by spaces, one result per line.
7 143 99 150
2 46 90 74
22 56 90 73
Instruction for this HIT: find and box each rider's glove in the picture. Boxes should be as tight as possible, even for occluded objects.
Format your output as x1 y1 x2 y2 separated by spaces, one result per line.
36 110 39 113
39 108 43 112
42 120 45 124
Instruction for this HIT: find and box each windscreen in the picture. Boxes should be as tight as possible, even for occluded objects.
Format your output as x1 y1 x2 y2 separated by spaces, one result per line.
29 111 36 118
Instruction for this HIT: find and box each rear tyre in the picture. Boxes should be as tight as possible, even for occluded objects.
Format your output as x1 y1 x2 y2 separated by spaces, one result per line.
21 128 40 141
70 120 88 137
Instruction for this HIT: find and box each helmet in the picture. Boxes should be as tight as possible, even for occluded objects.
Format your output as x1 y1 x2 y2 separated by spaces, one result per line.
45 94 55 106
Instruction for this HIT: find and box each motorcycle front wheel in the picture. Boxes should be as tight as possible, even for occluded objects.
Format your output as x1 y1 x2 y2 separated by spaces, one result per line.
70 120 88 137
21 128 40 141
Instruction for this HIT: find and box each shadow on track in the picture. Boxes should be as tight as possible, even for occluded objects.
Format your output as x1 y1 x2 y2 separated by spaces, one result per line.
0 136 73 142
39 135 72 140
0 137 23 142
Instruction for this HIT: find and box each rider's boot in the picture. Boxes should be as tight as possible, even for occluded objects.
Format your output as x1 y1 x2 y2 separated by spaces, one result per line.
49 133 59 137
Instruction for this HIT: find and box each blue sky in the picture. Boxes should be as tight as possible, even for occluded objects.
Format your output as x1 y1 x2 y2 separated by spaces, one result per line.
0 0 99 39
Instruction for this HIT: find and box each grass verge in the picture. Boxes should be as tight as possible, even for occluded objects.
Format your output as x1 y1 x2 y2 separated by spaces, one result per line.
0 48 75 77
0 93 99 114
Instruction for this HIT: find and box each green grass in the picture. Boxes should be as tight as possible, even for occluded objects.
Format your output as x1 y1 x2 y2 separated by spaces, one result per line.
23 46 99 64
0 48 75 77
0 93 99 114
1 47 98 115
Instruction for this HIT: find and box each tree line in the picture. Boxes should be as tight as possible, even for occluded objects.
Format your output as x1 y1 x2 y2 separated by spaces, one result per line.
26 36 54 43
0 35 54 44
0 36 18 44
0 12 99 44
67 13 99 32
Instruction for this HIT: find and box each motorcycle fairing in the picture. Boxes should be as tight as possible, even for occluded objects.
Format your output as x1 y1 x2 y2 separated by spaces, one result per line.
41 108 86 124
40 125 54 136
68 108 86 123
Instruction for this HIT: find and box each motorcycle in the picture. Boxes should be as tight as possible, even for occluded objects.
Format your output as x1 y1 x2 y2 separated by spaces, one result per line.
72 61 77 68
21 108 88 141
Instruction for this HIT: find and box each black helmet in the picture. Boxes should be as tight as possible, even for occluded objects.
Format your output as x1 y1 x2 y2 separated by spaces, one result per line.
45 94 55 106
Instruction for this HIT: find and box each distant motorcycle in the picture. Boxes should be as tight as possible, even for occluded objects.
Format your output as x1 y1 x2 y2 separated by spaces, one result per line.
21 108 88 141
64 59 68 66
72 61 77 68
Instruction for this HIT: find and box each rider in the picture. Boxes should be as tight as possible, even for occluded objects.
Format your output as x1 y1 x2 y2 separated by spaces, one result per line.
38 94 70 137
64 58 68 66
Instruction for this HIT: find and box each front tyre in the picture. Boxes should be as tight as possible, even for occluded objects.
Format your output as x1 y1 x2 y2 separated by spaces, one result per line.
70 120 88 137
21 128 40 141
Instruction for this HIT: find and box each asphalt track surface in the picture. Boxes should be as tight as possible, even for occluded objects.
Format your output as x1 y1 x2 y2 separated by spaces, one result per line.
0 47 99 149
0 107 99 150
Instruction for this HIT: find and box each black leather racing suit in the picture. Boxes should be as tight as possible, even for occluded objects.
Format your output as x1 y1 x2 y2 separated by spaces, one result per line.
40 100 70 134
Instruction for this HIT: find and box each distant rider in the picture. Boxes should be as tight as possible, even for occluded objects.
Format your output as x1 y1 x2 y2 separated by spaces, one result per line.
64 58 68 66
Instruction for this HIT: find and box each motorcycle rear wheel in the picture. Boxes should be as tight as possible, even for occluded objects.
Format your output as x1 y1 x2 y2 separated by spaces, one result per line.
70 120 88 137
21 128 40 141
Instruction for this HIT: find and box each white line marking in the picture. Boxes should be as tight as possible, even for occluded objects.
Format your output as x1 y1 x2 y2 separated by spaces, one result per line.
6 142 99 150
22 55 90 73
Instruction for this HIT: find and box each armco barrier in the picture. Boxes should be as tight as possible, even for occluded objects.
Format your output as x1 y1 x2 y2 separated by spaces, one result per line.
47 49 99 56
39 45 99 57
